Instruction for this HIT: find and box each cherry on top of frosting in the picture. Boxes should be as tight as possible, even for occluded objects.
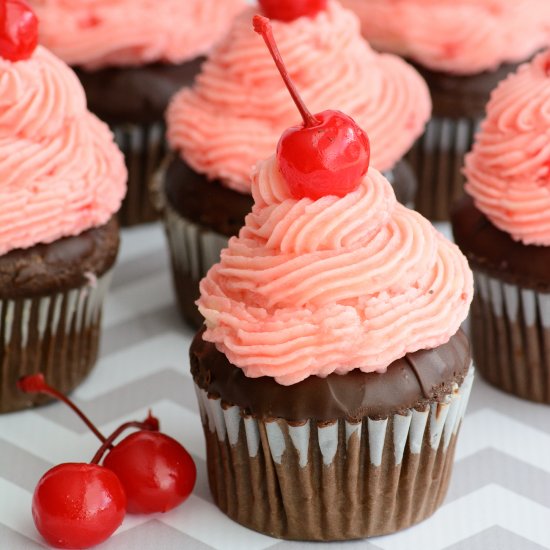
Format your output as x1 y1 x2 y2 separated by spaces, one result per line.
253 15 370 201
259 0 328 22
0 0 38 62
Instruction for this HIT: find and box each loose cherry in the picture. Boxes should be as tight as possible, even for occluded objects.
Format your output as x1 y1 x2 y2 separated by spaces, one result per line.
253 15 370 200
0 0 38 62
32 463 126 549
19 374 197 515
259 0 327 22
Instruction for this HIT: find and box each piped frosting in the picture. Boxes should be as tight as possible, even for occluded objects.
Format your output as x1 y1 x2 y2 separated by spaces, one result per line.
29 0 246 70
198 156 473 385
167 1 431 193
340 0 550 75
0 46 127 255
465 51 550 247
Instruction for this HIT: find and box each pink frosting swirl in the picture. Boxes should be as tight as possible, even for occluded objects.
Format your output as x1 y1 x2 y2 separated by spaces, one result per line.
0 47 127 255
29 0 246 69
341 0 550 75
465 52 550 246
167 1 431 193
198 157 473 385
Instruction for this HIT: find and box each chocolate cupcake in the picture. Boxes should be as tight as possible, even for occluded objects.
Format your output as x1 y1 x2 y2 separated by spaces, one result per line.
452 52 550 403
341 0 550 220
190 17 474 539
159 0 431 327
191 134 474 542
0 38 127 412
30 0 246 226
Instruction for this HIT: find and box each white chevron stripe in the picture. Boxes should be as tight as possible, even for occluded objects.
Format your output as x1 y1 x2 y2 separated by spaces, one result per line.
0 479 43 544
75 333 193 400
456 409 550 474
375 485 550 550
0 401 205 465
161 495 276 550
103 271 174 328
117 223 165 264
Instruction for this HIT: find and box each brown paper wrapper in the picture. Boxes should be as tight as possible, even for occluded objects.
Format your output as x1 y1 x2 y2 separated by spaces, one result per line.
194 367 474 541
0 270 114 413
472 270 550 403
407 115 481 221
112 121 168 226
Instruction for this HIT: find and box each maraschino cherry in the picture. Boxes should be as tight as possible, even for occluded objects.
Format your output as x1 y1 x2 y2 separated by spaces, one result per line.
103 430 196 514
0 0 38 62
259 0 327 22
253 15 370 200
18 374 196 519
33 462 126 549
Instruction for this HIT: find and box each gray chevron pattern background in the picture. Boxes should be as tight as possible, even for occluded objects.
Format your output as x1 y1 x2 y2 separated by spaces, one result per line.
1 223 549 550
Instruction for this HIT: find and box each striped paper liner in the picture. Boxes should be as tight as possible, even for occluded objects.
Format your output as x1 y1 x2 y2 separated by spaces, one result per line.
112 121 167 226
0 270 113 413
407 115 482 221
194 366 474 540
472 270 550 403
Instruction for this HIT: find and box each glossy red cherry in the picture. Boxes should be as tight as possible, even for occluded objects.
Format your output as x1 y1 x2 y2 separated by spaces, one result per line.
32 463 126 549
103 431 197 514
253 15 370 200
259 0 327 22
0 0 38 62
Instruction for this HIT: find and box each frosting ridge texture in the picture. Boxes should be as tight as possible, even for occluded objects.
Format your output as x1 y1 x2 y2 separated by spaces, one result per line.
0 47 127 255
198 156 473 385
30 0 246 69
167 1 431 193
341 0 550 75
464 52 550 246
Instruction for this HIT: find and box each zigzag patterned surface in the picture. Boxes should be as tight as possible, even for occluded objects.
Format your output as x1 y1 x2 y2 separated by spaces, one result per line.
1 223 549 550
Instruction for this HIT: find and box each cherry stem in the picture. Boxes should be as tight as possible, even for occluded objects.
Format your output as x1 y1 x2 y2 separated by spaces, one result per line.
90 413 160 465
253 15 318 128
18 374 106 443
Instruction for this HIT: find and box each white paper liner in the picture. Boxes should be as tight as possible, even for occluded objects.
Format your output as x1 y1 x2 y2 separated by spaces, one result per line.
407 115 482 220
472 270 550 402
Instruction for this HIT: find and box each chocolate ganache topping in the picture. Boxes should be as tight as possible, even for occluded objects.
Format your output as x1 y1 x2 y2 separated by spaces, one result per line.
191 328 471 422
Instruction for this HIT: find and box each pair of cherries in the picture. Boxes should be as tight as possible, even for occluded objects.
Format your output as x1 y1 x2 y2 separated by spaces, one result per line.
18 375 196 549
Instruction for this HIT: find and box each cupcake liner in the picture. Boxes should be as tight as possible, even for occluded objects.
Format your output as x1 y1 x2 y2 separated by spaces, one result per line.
112 121 167 226
407 115 482 220
163 203 228 327
193 366 474 541
0 270 114 413
472 270 550 403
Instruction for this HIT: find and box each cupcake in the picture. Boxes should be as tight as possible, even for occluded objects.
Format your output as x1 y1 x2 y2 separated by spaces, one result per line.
341 0 550 220
452 52 550 403
30 0 246 226
0 2 127 413
161 0 431 327
189 15 473 541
